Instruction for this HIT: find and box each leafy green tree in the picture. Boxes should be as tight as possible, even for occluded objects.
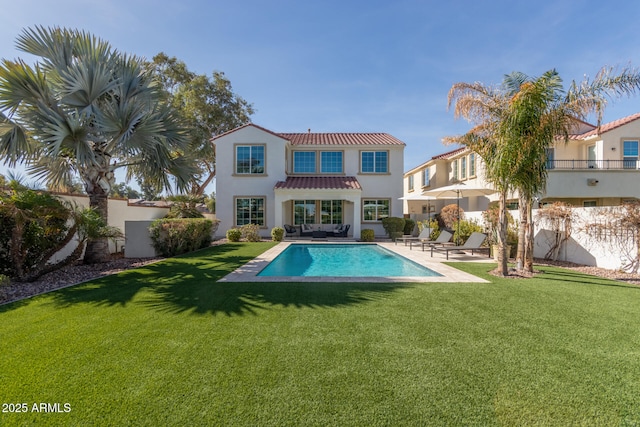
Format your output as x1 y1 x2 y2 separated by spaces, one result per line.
109 182 141 199
0 26 195 263
148 53 254 195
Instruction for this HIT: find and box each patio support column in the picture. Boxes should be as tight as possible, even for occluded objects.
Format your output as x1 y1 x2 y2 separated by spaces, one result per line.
274 193 285 229
352 197 361 238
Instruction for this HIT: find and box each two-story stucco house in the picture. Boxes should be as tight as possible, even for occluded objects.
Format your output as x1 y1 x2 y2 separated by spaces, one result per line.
403 112 640 219
213 124 406 238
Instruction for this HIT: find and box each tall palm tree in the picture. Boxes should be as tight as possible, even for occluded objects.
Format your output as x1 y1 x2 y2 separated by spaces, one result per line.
0 26 195 263
447 82 513 276
450 67 640 274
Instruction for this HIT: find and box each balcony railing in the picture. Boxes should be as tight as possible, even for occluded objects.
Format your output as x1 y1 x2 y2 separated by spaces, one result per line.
548 159 640 170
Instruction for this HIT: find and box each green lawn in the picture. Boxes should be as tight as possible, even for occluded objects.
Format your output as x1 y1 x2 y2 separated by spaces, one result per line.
2 242 640 426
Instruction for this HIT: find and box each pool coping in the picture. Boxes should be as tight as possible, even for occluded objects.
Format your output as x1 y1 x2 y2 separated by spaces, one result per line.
218 241 490 283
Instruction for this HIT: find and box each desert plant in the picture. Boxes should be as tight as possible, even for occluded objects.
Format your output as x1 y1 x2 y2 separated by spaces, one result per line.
226 228 242 242
360 229 375 242
381 217 406 240
240 224 261 242
482 204 516 246
149 218 213 257
271 227 284 242
452 219 483 246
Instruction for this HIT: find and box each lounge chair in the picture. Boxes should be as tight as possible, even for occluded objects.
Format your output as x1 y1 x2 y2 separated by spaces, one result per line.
335 224 350 237
396 228 431 246
413 230 453 251
284 224 297 237
430 232 489 260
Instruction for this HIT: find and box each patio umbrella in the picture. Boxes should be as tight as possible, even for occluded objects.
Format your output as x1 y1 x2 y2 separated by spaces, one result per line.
422 182 497 244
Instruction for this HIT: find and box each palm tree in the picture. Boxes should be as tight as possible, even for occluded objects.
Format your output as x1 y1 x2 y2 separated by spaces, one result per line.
447 82 513 276
502 68 640 272
0 26 195 263
450 67 640 274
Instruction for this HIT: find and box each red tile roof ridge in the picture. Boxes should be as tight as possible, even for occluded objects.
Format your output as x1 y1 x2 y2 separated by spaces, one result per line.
210 123 290 141
278 132 405 146
274 176 362 190
576 112 640 139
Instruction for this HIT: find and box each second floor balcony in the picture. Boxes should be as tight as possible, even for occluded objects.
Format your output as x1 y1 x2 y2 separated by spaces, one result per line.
548 159 640 170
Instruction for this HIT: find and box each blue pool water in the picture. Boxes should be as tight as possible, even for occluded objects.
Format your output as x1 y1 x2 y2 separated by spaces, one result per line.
257 244 442 277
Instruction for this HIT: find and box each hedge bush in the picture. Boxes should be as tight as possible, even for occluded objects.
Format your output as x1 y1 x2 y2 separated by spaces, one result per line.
360 229 375 242
271 227 284 242
240 224 261 242
226 228 242 242
403 218 416 235
381 217 405 240
149 218 213 257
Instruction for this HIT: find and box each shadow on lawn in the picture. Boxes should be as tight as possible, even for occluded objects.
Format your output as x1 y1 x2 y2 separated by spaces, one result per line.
48 243 409 316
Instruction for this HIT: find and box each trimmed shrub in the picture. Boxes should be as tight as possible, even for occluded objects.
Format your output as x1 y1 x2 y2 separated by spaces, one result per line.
452 219 483 246
403 218 416 236
226 228 242 242
360 229 375 242
149 218 213 257
381 217 406 240
271 227 284 242
240 224 261 242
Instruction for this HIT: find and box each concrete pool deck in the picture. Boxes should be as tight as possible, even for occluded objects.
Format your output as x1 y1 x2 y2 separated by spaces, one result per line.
218 241 491 283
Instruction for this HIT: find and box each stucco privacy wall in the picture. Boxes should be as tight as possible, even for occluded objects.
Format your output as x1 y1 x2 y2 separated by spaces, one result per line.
49 194 170 262
463 207 636 271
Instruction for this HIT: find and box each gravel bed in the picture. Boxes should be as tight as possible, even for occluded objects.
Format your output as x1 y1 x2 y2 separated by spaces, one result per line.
2 249 639 306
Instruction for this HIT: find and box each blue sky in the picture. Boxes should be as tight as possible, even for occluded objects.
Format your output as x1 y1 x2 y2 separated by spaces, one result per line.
2 0 640 188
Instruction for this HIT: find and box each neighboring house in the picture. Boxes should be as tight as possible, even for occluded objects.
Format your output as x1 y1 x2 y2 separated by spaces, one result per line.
403 112 640 219
213 124 406 238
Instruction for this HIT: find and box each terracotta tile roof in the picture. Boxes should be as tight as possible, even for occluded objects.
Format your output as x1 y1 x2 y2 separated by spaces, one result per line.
431 147 467 160
575 112 640 139
274 176 362 190
210 123 289 141
278 132 405 146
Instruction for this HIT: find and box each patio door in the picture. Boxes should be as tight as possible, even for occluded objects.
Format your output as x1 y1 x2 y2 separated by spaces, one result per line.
587 145 596 168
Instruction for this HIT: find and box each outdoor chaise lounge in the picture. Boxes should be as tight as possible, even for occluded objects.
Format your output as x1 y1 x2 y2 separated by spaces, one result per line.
413 230 453 251
430 232 489 259
396 228 431 246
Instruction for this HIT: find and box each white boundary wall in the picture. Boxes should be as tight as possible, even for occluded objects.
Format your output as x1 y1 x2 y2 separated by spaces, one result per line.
465 207 636 271
50 194 170 262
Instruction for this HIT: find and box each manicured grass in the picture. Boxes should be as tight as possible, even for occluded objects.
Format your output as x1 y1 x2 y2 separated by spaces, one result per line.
2 242 640 425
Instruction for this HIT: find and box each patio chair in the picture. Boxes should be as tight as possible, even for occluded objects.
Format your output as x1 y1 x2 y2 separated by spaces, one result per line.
396 228 431 246
430 232 489 260
413 230 453 251
284 224 297 238
335 224 350 237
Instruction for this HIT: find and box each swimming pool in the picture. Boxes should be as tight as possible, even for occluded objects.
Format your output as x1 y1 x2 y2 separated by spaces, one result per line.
257 244 442 277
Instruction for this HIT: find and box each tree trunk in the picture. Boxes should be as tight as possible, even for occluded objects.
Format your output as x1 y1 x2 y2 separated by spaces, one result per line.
516 193 527 271
84 186 110 264
524 198 535 272
496 189 509 276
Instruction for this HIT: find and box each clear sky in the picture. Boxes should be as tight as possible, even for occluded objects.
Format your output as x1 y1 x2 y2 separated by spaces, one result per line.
2 0 640 188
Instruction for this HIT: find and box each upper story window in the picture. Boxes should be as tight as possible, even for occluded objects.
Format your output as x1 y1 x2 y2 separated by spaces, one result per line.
452 159 458 180
408 175 414 191
320 151 343 173
469 153 476 177
236 145 265 174
361 151 388 173
422 167 430 187
293 151 316 173
545 148 555 170
461 156 467 179
623 140 639 169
